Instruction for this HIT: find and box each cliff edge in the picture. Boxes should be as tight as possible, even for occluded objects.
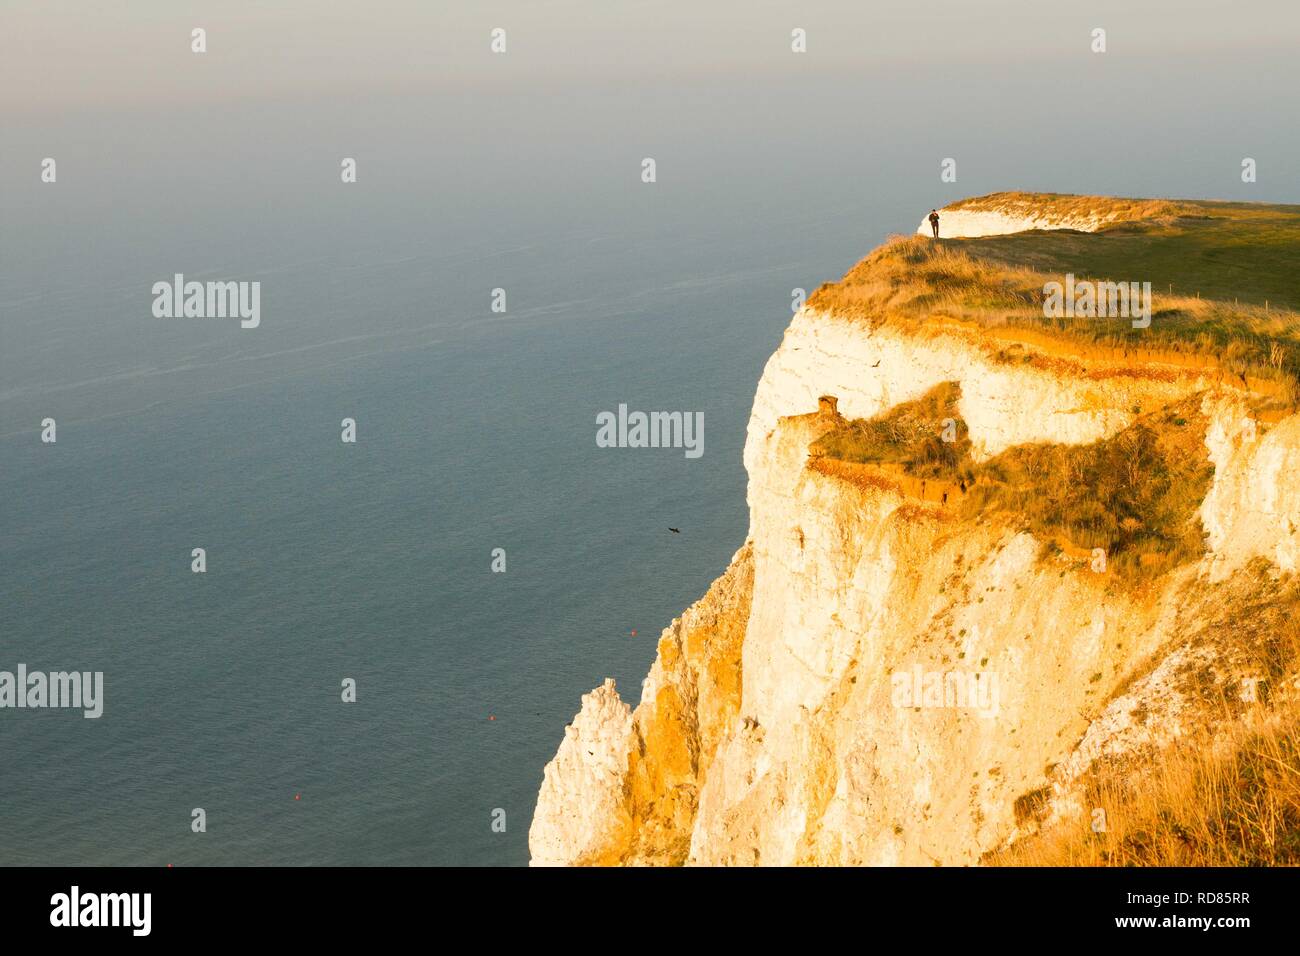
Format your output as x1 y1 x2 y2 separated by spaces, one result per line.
531 193 1300 866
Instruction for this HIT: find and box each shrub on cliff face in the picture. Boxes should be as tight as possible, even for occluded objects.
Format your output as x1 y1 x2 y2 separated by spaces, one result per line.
961 403 1214 578
809 381 972 482
812 391 1213 582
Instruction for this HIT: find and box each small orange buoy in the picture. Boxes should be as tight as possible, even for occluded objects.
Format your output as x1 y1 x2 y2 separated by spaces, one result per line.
489 715 496 721
631 630 637 636
294 793 301 801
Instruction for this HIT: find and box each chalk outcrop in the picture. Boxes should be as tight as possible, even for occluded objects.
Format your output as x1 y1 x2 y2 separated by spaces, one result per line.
529 678 635 866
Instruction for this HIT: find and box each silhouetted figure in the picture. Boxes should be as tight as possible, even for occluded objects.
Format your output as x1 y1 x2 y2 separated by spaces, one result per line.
929 209 941 238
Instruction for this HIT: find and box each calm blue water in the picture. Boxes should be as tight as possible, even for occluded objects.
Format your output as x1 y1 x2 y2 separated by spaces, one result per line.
3 34 1297 863
0 106 902 862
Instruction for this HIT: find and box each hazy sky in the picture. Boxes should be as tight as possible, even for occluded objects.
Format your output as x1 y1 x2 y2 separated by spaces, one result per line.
3 0 1296 331
4 0 1299 112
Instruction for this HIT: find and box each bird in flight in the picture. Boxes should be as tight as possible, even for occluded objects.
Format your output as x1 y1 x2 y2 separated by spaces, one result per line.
668 527 681 534
871 359 881 367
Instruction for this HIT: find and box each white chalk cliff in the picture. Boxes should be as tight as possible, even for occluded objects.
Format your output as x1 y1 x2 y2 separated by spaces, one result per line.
530 198 1300 866
917 207 1107 239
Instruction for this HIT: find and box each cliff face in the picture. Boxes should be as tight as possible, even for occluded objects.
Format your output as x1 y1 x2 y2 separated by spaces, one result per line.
530 544 753 866
530 198 1300 866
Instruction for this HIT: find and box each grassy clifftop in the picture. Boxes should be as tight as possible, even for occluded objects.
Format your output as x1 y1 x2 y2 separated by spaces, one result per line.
948 190 1197 225
961 193 1300 309
810 194 1300 406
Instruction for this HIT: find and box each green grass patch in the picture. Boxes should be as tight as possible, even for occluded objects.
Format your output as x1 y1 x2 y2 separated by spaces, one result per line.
963 203 1300 312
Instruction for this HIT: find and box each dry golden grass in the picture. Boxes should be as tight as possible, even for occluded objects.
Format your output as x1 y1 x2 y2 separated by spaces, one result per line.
806 235 1300 406
990 613 1300 866
811 386 1214 582
960 398 1214 579
989 707 1300 866
948 191 1193 224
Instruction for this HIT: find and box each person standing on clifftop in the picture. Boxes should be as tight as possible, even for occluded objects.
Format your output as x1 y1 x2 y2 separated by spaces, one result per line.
929 209 941 238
